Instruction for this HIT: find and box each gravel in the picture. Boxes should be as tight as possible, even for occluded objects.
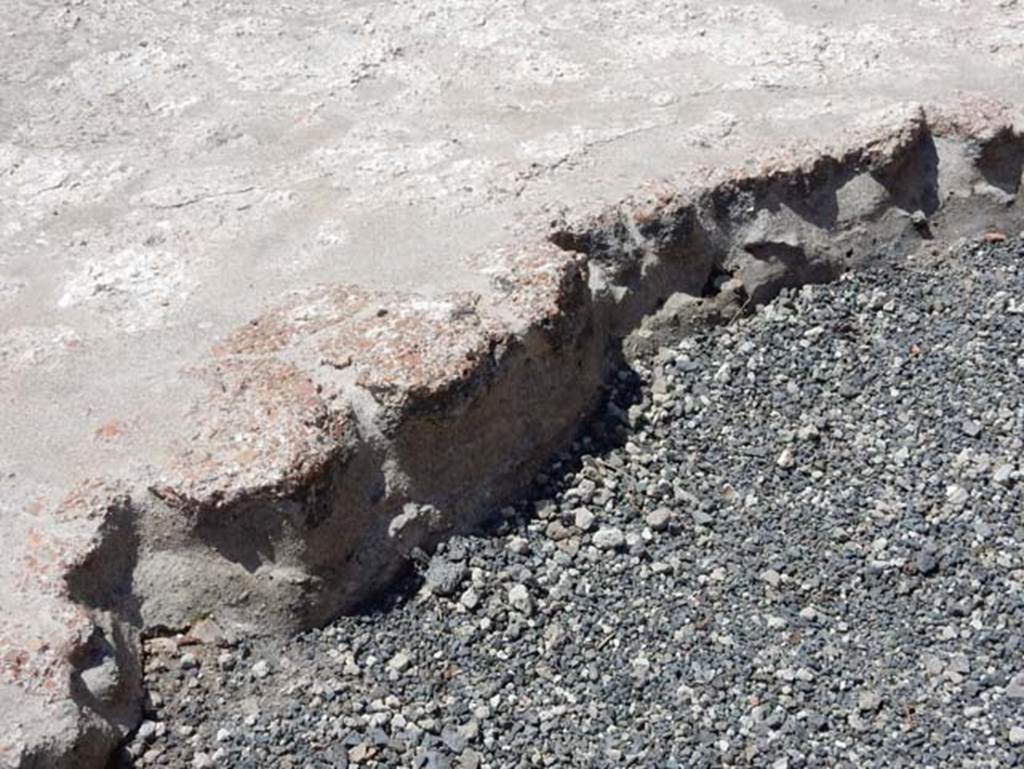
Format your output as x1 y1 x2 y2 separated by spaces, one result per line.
644 507 673 532
592 526 626 550
117 236 1024 769
424 557 468 597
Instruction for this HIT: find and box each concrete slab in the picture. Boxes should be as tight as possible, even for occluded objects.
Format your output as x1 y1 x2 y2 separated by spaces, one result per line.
1 0 1023 765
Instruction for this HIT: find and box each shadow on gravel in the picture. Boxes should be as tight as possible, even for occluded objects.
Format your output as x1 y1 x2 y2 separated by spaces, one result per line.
352 363 648 619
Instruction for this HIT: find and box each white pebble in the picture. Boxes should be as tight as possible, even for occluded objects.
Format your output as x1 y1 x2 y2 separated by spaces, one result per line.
593 527 625 550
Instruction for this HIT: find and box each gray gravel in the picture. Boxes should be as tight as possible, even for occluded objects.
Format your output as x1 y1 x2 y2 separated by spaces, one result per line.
118 236 1024 769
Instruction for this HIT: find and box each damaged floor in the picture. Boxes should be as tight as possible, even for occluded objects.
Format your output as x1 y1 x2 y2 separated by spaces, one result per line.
3 1 1024 765
121 235 1024 769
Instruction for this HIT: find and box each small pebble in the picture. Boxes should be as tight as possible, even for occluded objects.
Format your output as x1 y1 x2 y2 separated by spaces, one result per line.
592 527 625 550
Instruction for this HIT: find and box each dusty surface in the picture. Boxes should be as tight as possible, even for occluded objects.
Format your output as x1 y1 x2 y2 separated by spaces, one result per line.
1 0 1024 766
130 236 1024 769
5 0 1024 510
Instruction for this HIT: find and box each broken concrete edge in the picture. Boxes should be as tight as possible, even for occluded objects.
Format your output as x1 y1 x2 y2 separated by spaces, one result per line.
2 98 1022 768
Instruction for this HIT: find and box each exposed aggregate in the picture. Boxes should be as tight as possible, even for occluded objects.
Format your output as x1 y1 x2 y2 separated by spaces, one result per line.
121 236 1024 769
